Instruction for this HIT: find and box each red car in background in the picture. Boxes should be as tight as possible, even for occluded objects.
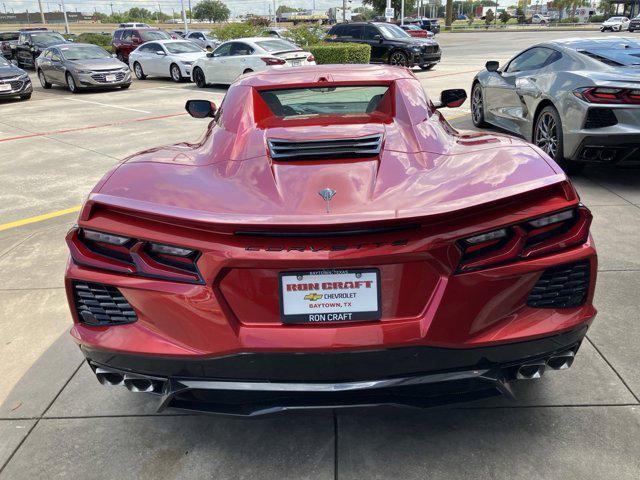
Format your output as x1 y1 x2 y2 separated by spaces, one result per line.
400 24 435 38
111 27 172 62
65 65 597 416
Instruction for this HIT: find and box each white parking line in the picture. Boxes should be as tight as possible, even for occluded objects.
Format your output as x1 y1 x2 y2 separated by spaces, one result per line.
64 97 151 113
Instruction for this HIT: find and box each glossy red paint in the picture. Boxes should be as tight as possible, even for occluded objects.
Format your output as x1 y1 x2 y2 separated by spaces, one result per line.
65 66 596 398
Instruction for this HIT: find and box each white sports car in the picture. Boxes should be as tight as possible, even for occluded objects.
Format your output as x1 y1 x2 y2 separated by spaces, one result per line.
600 16 630 32
129 39 206 82
191 37 315 88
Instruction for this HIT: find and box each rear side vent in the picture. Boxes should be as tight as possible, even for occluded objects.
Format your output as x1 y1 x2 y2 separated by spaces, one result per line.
73 282 137 326
584 108 618 129
527 261 590 309
268 134 383 161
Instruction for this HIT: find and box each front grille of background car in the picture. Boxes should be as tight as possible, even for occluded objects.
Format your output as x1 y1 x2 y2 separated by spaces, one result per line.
0 79 22 92
73 281 137 326
584 108 618 129
268 134 383 161
91 70 126 83
421 45 438 54
526 261 590 308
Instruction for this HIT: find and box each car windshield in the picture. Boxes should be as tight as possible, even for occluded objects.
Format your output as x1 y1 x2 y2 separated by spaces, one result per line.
59 44 110 60
256 39 299 53
377 24 411 39
140 30 171 41
31 33 66 45
259 86 389 117
609 17 624 21
165 42 203 54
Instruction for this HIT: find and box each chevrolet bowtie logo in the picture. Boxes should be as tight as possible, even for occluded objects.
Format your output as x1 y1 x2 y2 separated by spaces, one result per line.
304 293 323 301
318 188 336 213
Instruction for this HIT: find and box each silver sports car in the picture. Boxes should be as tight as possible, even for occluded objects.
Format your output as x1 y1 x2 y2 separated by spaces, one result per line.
471 37 640 173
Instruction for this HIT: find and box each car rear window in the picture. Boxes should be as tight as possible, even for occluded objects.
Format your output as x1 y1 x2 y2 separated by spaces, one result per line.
256 39 299 53
259 86 390 117
140 30 171 41
0 32 19 41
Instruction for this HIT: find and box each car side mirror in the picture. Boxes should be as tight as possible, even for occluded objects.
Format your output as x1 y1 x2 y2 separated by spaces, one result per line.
185 100 217 118
206 52 215 58
436 89 467 109
374 34 383 42
486 61 500 72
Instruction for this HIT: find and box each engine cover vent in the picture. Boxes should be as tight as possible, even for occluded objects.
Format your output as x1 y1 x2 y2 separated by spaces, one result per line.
267 134 383 161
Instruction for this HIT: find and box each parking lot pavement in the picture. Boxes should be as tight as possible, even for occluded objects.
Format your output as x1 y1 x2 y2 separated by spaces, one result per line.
1 30 640 479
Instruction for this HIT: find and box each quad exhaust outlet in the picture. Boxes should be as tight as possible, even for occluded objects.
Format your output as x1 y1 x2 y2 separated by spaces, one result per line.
93 366 166 394
516 350 576 380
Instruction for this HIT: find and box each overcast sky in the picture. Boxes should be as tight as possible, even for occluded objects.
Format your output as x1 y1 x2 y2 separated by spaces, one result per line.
0 0 373 17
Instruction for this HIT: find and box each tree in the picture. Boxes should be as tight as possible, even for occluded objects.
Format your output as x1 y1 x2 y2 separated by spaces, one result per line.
352 6 375 21
362 0 416 18
192 0 230 23
127 8 153 21
485 8 495 24
499 11 511 23
276 5 303 15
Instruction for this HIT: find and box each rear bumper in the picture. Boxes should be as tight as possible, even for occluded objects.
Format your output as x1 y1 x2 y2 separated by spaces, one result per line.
82 325 589 416
571 134 640 164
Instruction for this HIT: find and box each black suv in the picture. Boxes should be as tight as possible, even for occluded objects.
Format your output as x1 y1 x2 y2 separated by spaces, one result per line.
629 15 640 32
326 22 441 70
11 30 68 69
416 18 441 34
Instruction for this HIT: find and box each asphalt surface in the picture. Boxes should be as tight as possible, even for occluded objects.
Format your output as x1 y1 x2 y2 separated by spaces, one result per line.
1 30 639 479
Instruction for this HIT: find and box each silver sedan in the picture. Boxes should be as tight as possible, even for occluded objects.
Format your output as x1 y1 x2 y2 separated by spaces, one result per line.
35 43 130 93
471 37 640 173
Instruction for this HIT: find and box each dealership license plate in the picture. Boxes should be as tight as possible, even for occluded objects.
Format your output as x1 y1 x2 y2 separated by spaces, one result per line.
279 269 381 324
105 74 117 82
0 84 11 91
289 60 302 66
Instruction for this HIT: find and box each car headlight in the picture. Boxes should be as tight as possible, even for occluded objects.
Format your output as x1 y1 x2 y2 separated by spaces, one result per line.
180 60 194 65
412 46 422 51
18 73 29 81
75 69 93 74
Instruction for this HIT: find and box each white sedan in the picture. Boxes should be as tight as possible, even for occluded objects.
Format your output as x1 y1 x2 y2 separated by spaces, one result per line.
601 16 630 32
191 37 315 88
129 39 206 82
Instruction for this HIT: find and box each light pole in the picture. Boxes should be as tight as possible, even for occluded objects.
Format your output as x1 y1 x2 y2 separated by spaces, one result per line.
180 0 188 32
59 0 69 33
385 0 392 22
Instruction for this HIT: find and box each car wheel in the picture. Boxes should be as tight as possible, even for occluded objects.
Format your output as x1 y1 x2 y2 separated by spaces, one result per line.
471 82 487 128
243 68 254 75
419 64 435 70
20 93 32 100
630 28 635 32
534 105 584 173
38 69 52 89
66 73 79 93
193 67 207 88
133 62 146 80
170 63 182 82
389 50 409 67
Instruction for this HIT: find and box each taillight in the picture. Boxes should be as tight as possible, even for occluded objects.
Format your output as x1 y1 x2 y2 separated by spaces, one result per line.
458 206 591 272
261 57 286 66
307 54 315 62
574 87 640 105
67 228 203 284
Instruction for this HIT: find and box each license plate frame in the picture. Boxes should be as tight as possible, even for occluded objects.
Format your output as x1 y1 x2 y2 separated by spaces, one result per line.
279 268 381 324
105 74 117 82
0 84 12 92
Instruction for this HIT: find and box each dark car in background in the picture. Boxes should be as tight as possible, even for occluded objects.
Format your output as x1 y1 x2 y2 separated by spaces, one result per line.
11 30 68 69
36 43 131 93
112 28 172 62
0 31 20 60
415 18 441 34
0 54 32 100
326 22 441 69
628 15 640 32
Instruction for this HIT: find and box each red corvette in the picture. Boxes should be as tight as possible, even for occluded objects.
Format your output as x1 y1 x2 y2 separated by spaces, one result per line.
65 65 597 415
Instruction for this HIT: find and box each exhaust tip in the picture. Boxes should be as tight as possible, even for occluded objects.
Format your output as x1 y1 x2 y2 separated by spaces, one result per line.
547 351 575 370
581 147 600 161
96 371 125 386
600 149 617 162
124 378 155 393
516 363 546 380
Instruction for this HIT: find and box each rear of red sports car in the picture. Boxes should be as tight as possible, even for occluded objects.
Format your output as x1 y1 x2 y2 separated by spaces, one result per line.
64 65 597 416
